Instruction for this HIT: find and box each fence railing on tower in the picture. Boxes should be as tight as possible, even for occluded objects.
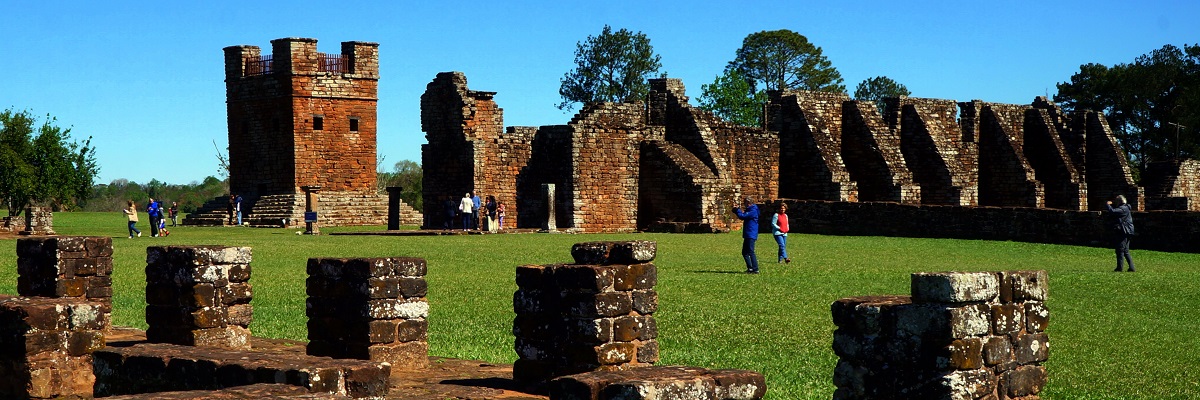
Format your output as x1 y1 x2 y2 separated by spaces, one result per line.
245 55 273 76
319 53 347 73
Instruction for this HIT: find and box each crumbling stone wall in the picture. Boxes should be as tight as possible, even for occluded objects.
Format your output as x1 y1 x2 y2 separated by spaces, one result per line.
1081 111 1143 210
17 236 114 330
772 90 857 201
19 206 54 236
1024 108 1087 210
975 102 1044 208
518 126 574 229
421 72 532 230
842 101 919 203
1142 159 1200 211
832 270 1049 400
222 38 387 227
895 98 978 206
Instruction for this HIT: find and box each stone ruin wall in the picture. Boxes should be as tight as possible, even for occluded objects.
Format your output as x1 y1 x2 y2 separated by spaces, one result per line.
421 72 532 230
1142 159 1200 211
220 38 388 228
418 72 1198 236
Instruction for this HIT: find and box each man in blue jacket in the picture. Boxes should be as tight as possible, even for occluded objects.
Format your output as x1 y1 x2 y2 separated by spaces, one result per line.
734 196 760 274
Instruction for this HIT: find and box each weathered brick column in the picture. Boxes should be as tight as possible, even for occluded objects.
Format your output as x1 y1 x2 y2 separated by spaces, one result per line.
0 296 106 399
145 246 253 349
513 241 659 388
306 257 429 370
16 236 114 331
19 206 55 235
832 270 1049 400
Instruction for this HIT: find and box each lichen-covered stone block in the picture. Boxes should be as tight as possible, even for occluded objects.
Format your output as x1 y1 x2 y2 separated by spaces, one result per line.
833 270 1050 400
16 236 115 330
0 296 105 399
549 366 765 400
145 246 253 349
307 257 428 370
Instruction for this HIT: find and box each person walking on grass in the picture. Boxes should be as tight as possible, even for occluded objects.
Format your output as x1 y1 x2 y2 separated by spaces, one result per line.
147 197 161 237
734 196 760 274
772 203 791 264
124 201 142 238
169 202 179 227
1106 194 1136 272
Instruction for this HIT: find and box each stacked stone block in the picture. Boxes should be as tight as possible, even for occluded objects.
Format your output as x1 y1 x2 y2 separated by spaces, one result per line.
513 241 660 388
0 295 106 399
16 236 114 330
145 246 253 349
19 206 55 235
550 366 766 400
306 257 429 370
832 270 1049 400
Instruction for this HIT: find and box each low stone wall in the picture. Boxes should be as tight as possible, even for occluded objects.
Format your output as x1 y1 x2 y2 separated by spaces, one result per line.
306 257 429 370
772 199 1200 253
832 271 1049 400
16 236 114 330
513 241 661 388
0 295 106 399
19 207 54 235
550 366 766 400
145 246 254 349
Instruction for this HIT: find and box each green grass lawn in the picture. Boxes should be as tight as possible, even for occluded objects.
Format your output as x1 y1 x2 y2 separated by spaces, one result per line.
2 212 1198 399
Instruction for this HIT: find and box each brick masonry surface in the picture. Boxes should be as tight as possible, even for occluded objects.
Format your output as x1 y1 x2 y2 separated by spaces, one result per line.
832 271 1049 400
17 236 114 330
145 246 254 349
549 366 765 400
513 241 660 389
0 295 106 399
306 257 429 370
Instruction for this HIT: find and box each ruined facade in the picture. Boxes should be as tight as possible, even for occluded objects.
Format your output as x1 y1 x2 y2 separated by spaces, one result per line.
422 72 1165 233
187 37 413 227
1142 159 1200 211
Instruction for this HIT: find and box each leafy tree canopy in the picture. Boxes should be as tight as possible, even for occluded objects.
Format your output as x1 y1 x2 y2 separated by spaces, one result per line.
0 109 98 215
853 76 911 115
377 158 422 210
558 25 663 111
729 29 845 93
697 68 768 127
1055 44 1200 168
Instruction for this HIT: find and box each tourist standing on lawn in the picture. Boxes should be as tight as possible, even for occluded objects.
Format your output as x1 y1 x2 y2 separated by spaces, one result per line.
459 193 474 231
227 194 236 225
497 201 506 231
234 194 244 226
485 195 498 233
443 196 457 230
1106 195 1136 272
146 197 161 237
471 192 482 230
772 203 791 264
124 201 141 238
169 202 179 227
734 196 760 274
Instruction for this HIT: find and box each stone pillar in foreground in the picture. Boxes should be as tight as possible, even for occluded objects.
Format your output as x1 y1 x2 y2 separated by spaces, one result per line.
832 270 1049 400
145 246 254 349
0 296 106 399
513 241 659 388
306 257 429 370
16 236 114 331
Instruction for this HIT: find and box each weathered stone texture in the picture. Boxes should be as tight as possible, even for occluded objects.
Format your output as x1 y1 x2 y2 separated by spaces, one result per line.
832 271 1049 400
550 366 765 400
513 242 661 388
897 97 978 206
0 295 105 399
19 206 55 236
306 257 429 370
773 90 857 202
16 236 115 330
212 38 388 228
145 246 254 349
1142 159 1200 211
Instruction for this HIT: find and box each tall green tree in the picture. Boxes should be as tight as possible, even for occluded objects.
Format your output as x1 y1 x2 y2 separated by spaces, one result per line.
728 29 845 93
853 76 911 115
0 109 98 215
558 25 663 111
697 68 768 127
1055 44 1200 169
699 29 845 126
377 159 423 210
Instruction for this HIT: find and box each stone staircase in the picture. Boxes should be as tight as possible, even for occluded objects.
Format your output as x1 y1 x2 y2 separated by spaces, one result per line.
181 196 233 226
245 194 304 227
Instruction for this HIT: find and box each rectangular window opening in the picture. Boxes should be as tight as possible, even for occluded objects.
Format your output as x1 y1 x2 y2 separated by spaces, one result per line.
313 115 324 131
349 117 360 132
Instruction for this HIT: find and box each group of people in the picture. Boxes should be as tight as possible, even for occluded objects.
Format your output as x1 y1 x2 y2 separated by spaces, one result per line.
733 194 1138 274
227 194 243 226
445 192 506 233
123 197 178 238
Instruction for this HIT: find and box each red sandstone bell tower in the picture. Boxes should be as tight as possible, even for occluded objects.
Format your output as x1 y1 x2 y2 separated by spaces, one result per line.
216 38 386 226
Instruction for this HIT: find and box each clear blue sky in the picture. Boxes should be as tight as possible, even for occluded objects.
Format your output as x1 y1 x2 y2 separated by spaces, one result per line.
3 1 1197 185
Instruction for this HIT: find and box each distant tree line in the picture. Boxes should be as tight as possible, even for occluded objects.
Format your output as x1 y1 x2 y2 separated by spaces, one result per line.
82 176 227 214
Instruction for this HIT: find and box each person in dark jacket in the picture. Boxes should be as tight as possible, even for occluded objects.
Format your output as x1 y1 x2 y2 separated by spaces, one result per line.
1106 195 1136 272
734 196 760 274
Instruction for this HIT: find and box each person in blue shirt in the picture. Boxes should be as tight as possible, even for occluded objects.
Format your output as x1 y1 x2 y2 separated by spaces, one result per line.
471 192 482 231
146 197 161 237
734 196 760 274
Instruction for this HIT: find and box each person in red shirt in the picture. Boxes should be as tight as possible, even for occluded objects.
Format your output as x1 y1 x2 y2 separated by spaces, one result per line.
772 203 791 264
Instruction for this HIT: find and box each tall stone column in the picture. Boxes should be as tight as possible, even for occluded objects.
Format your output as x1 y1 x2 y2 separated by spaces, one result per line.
386 186 403 230
301 185 322 235
542 183 557 231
